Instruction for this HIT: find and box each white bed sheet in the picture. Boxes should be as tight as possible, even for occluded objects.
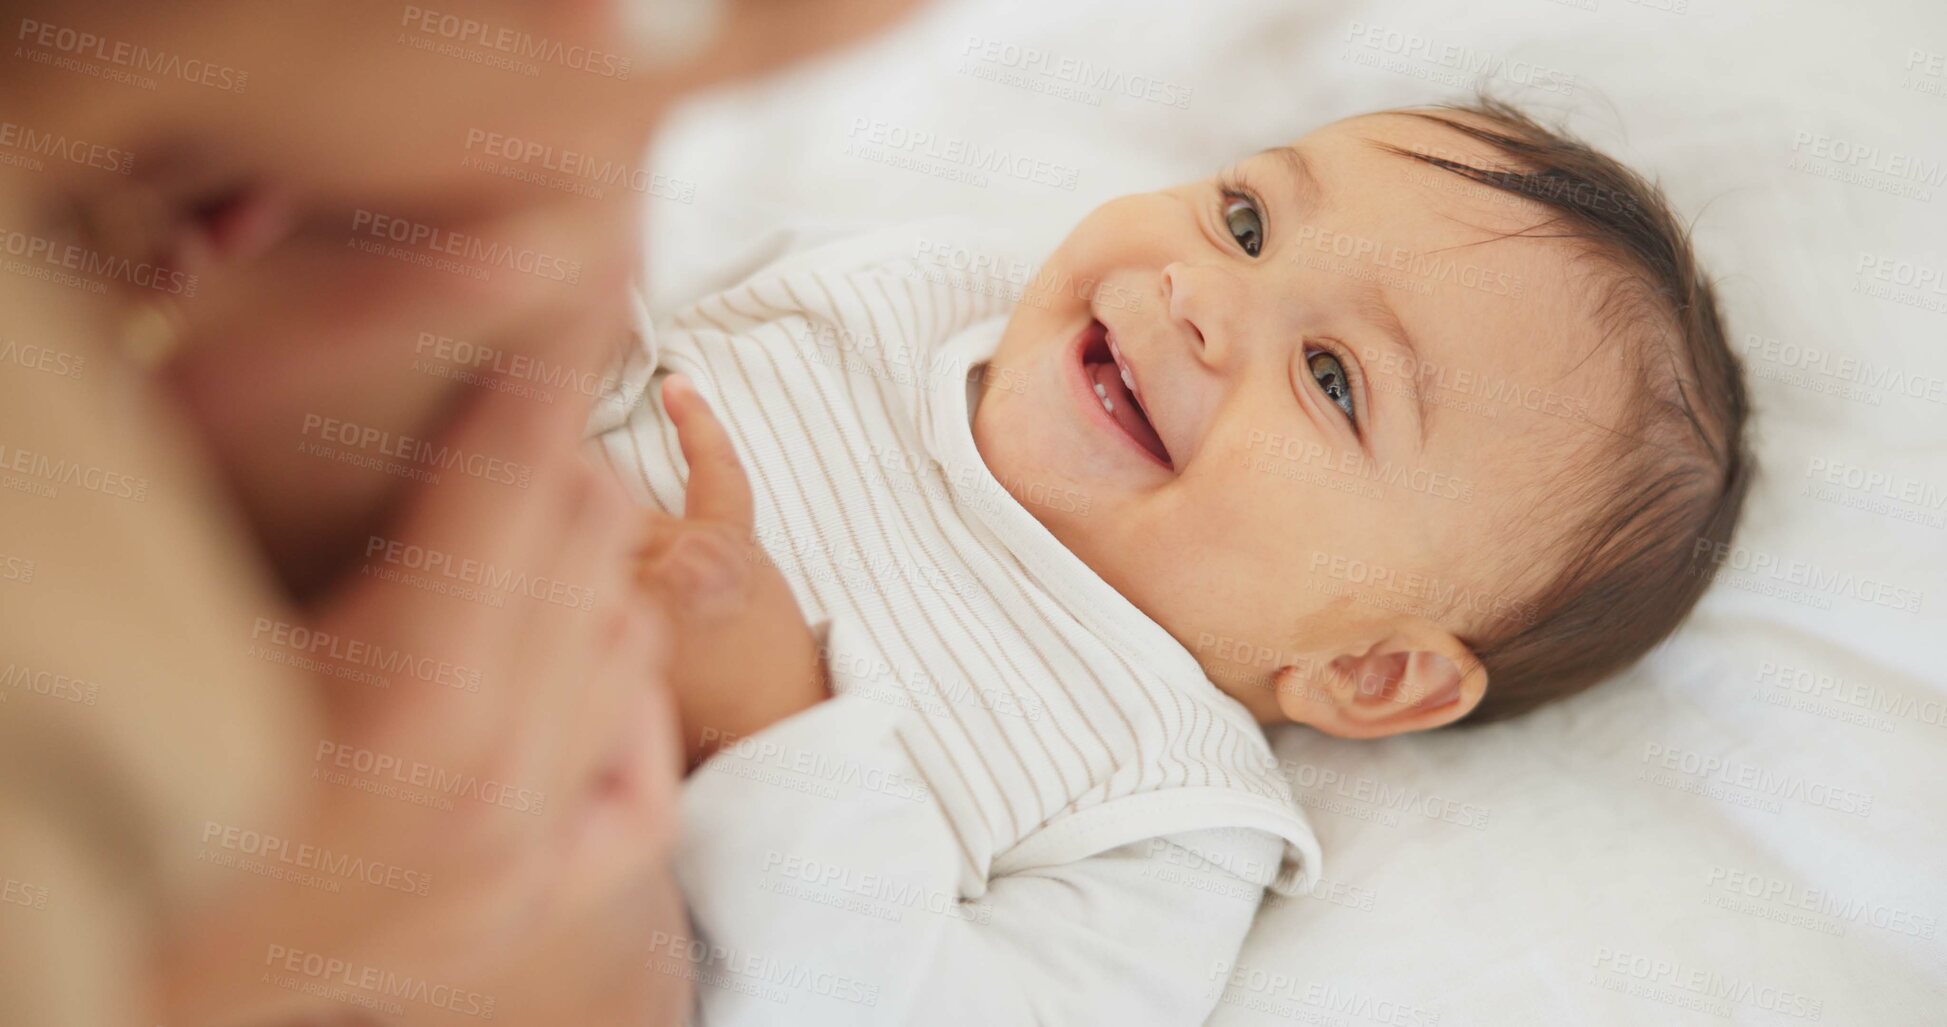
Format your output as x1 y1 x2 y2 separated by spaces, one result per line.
643 1 1947 1022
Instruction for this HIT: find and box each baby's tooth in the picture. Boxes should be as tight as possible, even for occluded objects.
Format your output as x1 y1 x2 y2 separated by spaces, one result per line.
1103 398 1115 413
1093 382 1107 398
1120 367 1136 393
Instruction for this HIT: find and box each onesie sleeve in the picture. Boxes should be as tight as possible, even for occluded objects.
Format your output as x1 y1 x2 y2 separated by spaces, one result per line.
672 619 1278 1026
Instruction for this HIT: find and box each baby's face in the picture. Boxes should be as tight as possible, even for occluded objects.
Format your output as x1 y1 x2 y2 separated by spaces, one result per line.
973 113 1627 726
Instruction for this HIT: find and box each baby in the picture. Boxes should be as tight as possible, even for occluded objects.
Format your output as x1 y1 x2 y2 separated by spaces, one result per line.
594 100 1750 1026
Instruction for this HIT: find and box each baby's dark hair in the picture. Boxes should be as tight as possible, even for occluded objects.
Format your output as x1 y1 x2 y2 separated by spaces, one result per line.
1382 99 1752 725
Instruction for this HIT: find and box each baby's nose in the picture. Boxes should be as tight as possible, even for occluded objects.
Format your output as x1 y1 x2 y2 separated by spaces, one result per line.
1161 263 1207 352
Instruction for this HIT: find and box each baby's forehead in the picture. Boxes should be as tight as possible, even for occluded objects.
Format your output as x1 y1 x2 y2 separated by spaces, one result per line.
1275 116 1644 507
1289 113 1566 243
1284 125 1632 391
1302 110 1513 172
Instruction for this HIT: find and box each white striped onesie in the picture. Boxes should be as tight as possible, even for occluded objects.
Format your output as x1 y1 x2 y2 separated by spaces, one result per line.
591 224 1321 1027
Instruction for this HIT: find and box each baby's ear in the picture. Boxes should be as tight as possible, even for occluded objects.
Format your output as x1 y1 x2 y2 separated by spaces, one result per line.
1274 627 1485 739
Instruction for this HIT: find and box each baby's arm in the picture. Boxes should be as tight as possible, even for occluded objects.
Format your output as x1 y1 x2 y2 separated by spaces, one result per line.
674 648 1277 1026
915 828 1275 1025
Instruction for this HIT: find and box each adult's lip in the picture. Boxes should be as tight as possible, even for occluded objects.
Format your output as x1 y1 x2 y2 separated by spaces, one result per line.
1069 318 1173 471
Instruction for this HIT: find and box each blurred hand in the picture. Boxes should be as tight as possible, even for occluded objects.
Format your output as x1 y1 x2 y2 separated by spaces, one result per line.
148 0 933 597
164 371 685 1027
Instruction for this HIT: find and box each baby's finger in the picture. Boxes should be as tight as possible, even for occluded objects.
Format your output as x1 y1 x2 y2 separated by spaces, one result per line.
663 374 754 529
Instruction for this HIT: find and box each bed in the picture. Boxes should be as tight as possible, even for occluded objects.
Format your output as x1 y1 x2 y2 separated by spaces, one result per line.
642 0 1947 1021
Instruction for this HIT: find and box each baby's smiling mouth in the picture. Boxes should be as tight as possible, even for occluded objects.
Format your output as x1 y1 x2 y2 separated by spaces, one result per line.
1077 319 1172 469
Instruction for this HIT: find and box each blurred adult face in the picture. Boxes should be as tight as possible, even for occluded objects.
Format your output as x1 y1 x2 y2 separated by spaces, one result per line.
2 0 920 589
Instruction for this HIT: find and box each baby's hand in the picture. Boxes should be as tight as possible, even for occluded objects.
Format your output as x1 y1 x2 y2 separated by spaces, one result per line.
641 374 829 769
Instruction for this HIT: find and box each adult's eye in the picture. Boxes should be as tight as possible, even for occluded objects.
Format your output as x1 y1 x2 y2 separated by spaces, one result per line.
1307 349 1356 422
1223 195 1263 257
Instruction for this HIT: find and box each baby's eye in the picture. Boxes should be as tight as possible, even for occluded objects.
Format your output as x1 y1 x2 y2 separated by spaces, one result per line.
1307 349 1356 422
1222 195 1263 257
